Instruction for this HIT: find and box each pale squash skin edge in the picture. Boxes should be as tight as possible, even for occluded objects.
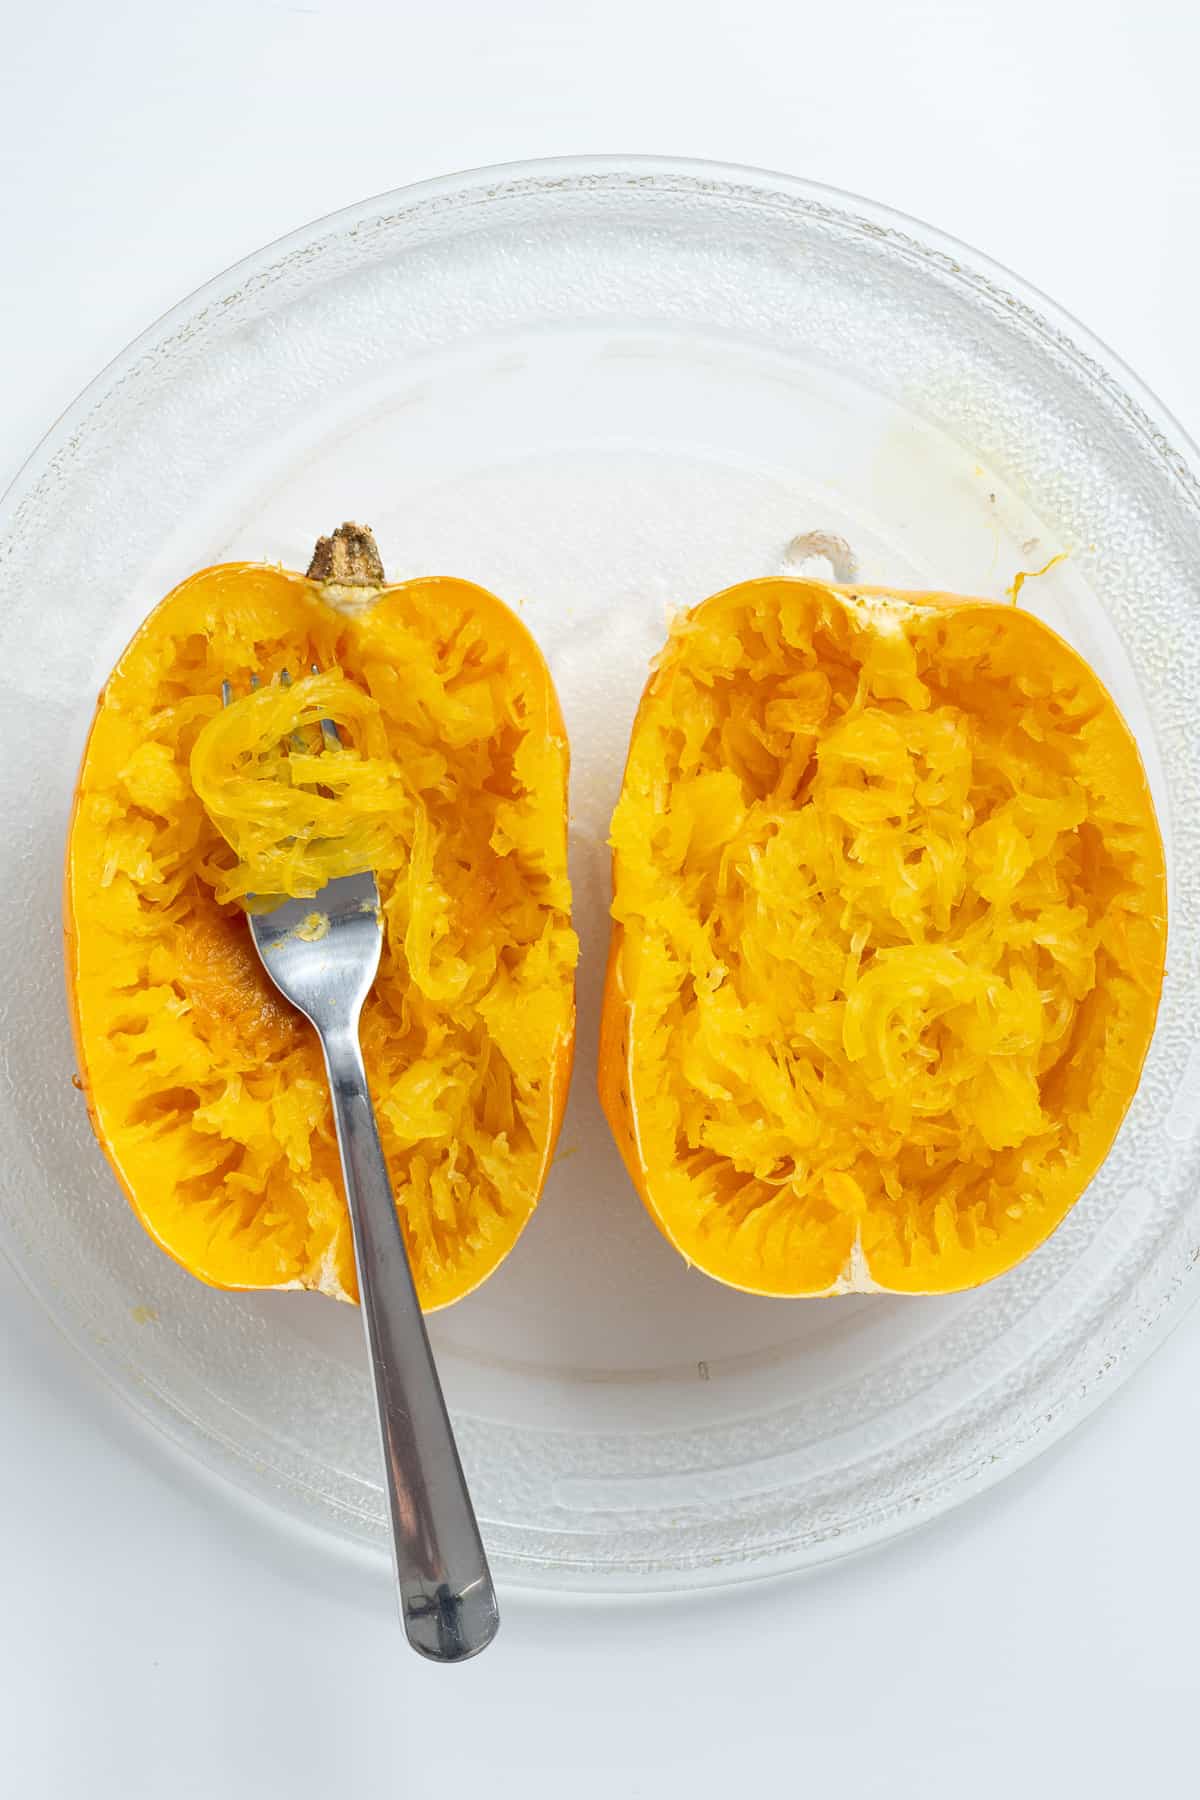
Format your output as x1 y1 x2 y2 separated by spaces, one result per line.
65 536 576 1309
598 576 1167 1299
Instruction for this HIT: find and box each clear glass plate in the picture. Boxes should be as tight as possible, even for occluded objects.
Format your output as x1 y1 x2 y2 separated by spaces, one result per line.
3 155 1199 1593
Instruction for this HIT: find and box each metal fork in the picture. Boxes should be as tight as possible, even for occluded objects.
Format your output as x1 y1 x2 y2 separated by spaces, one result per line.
225 672 499 1662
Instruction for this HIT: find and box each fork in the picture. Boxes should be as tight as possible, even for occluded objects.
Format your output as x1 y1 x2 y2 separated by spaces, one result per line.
225 671 499 1662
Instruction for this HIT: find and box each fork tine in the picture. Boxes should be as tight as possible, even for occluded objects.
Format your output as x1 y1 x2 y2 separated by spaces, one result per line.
311 662 342 748
277 667 309 752
221 679 233 708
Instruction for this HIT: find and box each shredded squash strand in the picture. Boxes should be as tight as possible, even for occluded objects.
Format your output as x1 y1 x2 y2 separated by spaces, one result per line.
606 581 1165 1294
190 669 408 904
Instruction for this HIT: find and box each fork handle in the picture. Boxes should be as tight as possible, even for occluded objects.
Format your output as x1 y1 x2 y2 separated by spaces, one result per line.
322 1027 499 1662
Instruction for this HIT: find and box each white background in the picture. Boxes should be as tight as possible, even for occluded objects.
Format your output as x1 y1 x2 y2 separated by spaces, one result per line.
3 2 1200 1793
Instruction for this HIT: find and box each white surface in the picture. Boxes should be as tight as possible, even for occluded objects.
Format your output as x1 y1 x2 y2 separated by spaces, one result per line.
3 1 1200 1792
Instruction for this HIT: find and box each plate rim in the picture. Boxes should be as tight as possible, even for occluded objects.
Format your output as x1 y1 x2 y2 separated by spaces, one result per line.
7 153 1200 535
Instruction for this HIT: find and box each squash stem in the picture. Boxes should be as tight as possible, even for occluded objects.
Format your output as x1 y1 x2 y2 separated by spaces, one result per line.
307 521 386 612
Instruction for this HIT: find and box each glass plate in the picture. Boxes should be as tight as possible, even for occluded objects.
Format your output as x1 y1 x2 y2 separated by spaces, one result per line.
3 156 1199 1593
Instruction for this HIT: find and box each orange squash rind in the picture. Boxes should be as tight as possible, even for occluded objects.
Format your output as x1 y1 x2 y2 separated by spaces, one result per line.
66 527 577 1309
600 577 1166 1297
